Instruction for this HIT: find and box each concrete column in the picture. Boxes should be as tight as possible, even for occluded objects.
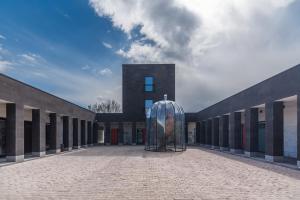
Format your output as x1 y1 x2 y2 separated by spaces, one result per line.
6 103 24 162
229 112 242 153
297 96 300 168
205 119 212 147
62 116 69 151
219 115 229 151
68 117 73 150
196 122 201 144
200 121 206 145
132 122 136 145
81 120 86 147
32 109 46 156
212 117 219 149
87 121 92 146
265 101 283 162
118 122 124 145
244 108 259 156
72 118 80 149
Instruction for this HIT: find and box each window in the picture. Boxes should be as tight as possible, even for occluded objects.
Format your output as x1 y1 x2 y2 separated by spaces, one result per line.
145 76 154 92
145 99 153 115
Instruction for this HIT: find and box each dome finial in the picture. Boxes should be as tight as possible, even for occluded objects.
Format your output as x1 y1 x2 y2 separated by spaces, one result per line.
164 94 167 100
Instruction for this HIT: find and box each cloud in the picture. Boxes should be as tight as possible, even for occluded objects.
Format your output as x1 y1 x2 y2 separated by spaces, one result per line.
19 53 41 63
102 42 112 49
81 65 91 70
99 68 112 76
0 60 13 72
90 0 300 112
0 34 6 40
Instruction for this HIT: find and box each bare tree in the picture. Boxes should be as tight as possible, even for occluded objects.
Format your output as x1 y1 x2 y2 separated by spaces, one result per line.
88 99 121 113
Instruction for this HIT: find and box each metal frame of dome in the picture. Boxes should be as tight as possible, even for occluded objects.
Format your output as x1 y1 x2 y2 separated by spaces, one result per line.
145 94 186 152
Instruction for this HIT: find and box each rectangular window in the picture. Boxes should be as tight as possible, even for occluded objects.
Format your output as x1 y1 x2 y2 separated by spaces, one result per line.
144 76 154 92
145 99 153 115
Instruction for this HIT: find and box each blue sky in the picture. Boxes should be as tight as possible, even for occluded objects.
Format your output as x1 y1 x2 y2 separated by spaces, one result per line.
1 0 300 111
0 0 128 107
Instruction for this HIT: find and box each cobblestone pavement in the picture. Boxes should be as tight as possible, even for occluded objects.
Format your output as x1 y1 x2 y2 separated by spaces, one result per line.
0 146 300 200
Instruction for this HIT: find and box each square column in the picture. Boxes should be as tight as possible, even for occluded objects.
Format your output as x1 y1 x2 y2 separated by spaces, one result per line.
68 117 73 150
205 119 212 147
265 101 283 162
200 121 206 145
131 122 136 145
212 118 219 149
118 122 124 145
87 121 92 146
229 112 242 153
219 115 229 151
81 120 87 147
32 109 46 157
6 103 24 162
244 108 258 156
72 118 80 149
196 122 201 144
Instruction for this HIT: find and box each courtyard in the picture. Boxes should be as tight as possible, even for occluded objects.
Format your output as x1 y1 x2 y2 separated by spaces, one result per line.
0 146 300 200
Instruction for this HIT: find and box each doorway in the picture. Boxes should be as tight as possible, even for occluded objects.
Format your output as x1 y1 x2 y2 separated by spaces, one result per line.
258 121 265 153
0 118 6 157
111 128 118 145
136 128 145 145
24 121 32 154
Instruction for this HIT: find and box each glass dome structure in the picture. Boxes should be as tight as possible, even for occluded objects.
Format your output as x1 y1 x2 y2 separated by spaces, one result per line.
145 94 186 152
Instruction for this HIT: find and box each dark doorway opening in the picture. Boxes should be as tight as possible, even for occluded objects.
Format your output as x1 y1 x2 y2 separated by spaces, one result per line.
111 128 118 145
24 121 32 154
258 121 265 153
45 123 51 152
0 118 6 158
136 128 145 145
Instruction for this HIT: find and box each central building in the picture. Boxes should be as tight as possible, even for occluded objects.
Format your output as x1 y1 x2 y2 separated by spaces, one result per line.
96 64 175 145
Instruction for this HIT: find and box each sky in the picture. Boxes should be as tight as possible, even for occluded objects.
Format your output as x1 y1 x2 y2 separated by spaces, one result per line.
0 0 300 112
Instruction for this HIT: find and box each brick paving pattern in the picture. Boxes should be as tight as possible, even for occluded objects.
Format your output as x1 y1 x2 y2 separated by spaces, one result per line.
0 146 300 200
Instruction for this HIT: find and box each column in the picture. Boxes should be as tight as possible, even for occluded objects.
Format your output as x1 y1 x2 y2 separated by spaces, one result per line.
219 115 229 151
32 109 46 156
105 122 111 145
212 117 219 149
118 122 124 145
81 120 86 147
6 103 24 162
73 118 80 149
244 108 259 157
200 121 206 145
132 122 136 145
229 112 242 153
205 119 212 147
196 122 201 144
265 101 284 162
68 117 73 150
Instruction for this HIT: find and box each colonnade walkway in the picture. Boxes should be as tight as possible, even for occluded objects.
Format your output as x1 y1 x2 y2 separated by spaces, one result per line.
0 146 299 199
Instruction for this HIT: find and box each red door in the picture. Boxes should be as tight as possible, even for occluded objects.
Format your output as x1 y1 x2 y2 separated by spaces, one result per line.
111 128 118 145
